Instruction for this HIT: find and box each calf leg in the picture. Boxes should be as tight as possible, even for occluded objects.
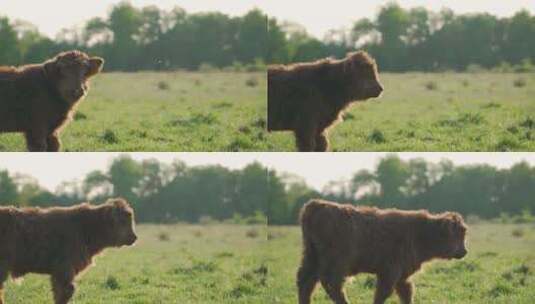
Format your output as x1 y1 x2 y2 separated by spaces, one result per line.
373 273 399 304
294 119 318 152
314 132 329 152
25 130 48 152
295 130 316 152
396 279 414 304
297 254 319 304
46 133 61 152
0 266 8 304
319 274 348 304
51 272 75 304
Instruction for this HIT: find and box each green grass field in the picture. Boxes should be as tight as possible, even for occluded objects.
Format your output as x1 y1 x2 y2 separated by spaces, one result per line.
3 222 534 303
3 72 533 152
266 222 535 303
268 73 535 151
0 71 267 152
3 224 268 304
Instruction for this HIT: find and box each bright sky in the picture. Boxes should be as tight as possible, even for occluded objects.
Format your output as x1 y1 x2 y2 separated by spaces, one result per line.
1 1 533 38
264 0 535 38
2 153 535 192
0 0 262 38
0 153 265 192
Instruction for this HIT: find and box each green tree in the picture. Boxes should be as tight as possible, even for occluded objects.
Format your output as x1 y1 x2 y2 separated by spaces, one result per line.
375 155 410 206
502 10 535 64
0 170 18 205
234 162 268 216
267 169 290 224
375 2 411 70
350 18 376 48
0 17 20 64
108 155 144 204
267 18 289 63
108 2 143 70
236 9 267 64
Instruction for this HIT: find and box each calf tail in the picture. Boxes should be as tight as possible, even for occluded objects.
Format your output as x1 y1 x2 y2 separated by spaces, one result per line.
300 233 318 271
298 199 324 226
298 199 327 253
297 200 323 304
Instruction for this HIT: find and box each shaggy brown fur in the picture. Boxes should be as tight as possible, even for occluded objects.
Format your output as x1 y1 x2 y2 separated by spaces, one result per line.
0 198 137 304
0 50 104 152
268 52 383 151
297 199 467 304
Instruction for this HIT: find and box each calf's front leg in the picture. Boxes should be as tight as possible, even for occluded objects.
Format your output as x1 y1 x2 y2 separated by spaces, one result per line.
396 279 414 304
319 274 349 304
294 120 318 152
314 132 329 152
25 129 48 152
374 271 401 304
47 133 61 152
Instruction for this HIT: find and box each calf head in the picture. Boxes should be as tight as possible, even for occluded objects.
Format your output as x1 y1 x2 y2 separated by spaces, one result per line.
44 50 104 103
435 212 468 259
102 198 138 247
343 51 383 100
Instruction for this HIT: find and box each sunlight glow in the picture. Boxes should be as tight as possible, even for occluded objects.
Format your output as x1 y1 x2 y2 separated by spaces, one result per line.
1 1 533 38
1 153 535 192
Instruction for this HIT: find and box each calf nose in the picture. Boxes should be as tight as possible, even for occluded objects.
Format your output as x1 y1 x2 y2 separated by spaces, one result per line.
373 83 384 97
456 248 467 259
129 235 138 245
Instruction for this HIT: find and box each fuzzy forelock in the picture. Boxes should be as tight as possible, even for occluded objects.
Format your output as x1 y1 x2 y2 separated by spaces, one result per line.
105 198 133 213
54 50 90 64
269 50 377 73
346 51 376 67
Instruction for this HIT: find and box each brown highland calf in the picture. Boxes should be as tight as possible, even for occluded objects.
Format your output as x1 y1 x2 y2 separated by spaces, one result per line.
297 199 468 304
268 51 383 152
0 198 137 304
0 50 104 152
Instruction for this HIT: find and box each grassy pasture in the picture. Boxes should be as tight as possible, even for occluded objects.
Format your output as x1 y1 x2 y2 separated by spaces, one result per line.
3 222 534 303
266 222 535 303
0 71 267 152
268 73 535 151
3 224 268 304
2 72 532 152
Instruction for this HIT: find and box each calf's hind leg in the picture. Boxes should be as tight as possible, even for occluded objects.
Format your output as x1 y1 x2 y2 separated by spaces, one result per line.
373 272 399 304
297 254 319 304
51 271 75 304
0 265 8 304
396 279 414 304
319 273 348 304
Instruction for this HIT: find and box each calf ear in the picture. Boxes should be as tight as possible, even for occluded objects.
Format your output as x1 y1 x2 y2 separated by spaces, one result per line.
439 212 465 233
87 57 104 77
445 212 464 224
104 199 122 221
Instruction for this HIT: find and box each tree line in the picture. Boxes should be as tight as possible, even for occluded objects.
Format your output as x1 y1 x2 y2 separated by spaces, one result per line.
268 2 535 72
0 2 266 71
0 155 267 223
269 155 535 224
3 2 535 72
1 155 534 225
